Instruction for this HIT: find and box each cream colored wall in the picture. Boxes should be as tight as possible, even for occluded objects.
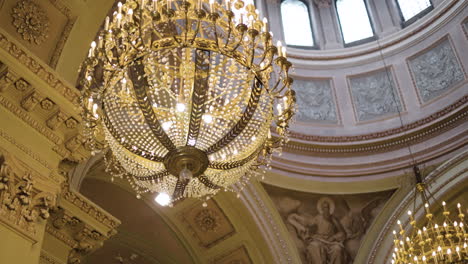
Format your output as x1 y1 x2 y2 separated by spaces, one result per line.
0 222 45 264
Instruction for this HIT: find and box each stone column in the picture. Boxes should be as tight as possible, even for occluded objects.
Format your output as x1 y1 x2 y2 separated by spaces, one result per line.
0 152 56 264
313 0 342 49
371 0 401 37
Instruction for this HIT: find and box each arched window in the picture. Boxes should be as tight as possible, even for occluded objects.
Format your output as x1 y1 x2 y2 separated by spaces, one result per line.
280 0 315 47
336 0 374 45
395 0 432 24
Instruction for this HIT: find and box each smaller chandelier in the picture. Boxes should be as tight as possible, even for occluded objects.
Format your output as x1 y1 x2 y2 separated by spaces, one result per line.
392 167 467 264
80 0 294 202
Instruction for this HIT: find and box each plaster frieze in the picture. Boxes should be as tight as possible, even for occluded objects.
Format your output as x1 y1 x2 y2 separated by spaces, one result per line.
0 150 56 242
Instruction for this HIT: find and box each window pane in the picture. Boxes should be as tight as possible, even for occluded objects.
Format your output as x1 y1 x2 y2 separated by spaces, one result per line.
336 0 374 44
397 0 431 21
281 0 314 46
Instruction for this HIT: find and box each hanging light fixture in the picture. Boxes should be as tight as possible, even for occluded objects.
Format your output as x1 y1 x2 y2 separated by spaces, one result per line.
369 38 468 263
392 166 467 264
80 0 295 203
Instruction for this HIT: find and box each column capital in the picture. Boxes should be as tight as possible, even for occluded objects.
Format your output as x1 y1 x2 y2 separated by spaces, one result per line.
0 150 56 242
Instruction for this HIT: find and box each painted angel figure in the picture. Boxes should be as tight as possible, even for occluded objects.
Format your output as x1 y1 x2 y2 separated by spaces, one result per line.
288 197 348 264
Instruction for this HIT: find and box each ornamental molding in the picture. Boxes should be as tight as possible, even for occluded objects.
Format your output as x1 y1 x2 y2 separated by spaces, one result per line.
0 150 56 241
288 95 467 145
0 30 80 106
242 183 294 263
11 0 50 45
285 103 467 155
0 93 62 145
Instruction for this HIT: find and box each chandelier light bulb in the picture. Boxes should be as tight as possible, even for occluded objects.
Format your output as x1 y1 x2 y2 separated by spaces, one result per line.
179 167 193 181
176 103 186 112
202 114 213 123
162 121 172 131
155 193 171 206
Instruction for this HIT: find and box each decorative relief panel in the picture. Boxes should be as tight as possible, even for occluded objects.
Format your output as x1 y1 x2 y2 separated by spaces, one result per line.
11 0 50 45
263 184 394 264
211 246 253 264
349 68 402 122
293 79 338 123
0 0 76 68
408 38 465 103
179 199 235 248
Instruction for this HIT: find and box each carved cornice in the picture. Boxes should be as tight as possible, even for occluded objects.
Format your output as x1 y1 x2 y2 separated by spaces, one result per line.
45 185 120 264
0 30 80 106
46 207 116 264
61 185 120 231
286 96 467 154
0 61 88 162
0 151 56 241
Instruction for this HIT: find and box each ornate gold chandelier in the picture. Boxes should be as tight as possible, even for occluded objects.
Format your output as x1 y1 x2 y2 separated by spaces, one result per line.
392 167 467 264
80 0 294 202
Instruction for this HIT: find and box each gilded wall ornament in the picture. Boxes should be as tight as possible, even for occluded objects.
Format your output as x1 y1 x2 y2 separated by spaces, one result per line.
11 0 50 45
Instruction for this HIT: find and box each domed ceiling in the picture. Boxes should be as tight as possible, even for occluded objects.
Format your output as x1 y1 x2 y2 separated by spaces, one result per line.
0 0 466 263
